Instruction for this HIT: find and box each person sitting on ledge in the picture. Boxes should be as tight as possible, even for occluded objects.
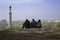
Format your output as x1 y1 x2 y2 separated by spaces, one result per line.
30 19 36 28
36 19 42 28
22 19 30 29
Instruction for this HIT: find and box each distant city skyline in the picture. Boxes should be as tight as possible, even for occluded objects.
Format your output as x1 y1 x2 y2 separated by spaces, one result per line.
0 0 60 21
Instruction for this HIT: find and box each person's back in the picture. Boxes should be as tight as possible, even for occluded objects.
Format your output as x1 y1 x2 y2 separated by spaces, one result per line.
22 19 30 29
30 19 36 28
36 19 42 28
26 20 30 28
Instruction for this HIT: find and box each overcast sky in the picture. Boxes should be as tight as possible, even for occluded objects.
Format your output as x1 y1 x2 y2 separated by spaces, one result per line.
0 0 60 21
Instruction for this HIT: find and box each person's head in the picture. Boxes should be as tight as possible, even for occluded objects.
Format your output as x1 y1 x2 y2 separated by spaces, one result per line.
32 19 35 21
26 19 28 21
38 19 41 22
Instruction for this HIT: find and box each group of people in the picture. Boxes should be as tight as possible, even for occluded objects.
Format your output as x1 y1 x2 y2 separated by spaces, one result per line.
22 19 42 29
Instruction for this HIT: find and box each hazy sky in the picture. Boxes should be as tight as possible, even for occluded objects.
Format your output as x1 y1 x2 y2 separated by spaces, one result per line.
0 0 60 21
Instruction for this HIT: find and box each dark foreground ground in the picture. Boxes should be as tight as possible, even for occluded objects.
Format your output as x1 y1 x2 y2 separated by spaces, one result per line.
0 28 60 40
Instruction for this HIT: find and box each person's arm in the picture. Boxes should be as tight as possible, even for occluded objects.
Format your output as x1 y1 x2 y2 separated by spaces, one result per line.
22 23 25 29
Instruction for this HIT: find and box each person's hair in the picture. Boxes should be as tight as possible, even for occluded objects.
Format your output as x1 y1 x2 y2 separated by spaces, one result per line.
26 19 28 21
38 19 41 22
32 19 34 21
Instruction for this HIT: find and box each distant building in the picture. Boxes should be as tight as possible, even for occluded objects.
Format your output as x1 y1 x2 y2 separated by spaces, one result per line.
0 19 7 24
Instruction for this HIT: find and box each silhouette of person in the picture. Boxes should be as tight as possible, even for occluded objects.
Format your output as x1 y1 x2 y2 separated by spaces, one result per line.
30 19 36 28
36 19 42 28
22 19 30 29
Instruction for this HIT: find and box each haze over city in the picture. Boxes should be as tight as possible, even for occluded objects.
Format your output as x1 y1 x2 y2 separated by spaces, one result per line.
0 0 59 21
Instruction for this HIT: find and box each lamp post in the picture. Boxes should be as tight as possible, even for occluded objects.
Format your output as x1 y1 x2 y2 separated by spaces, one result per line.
9 5 12 29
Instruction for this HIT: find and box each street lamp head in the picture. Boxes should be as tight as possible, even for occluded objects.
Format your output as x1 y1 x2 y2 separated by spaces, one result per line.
9 5 12 11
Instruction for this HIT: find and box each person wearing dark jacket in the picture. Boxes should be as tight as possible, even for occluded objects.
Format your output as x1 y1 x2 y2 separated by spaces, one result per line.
30 19 36 28
36 19 42 28
22 19 30 29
